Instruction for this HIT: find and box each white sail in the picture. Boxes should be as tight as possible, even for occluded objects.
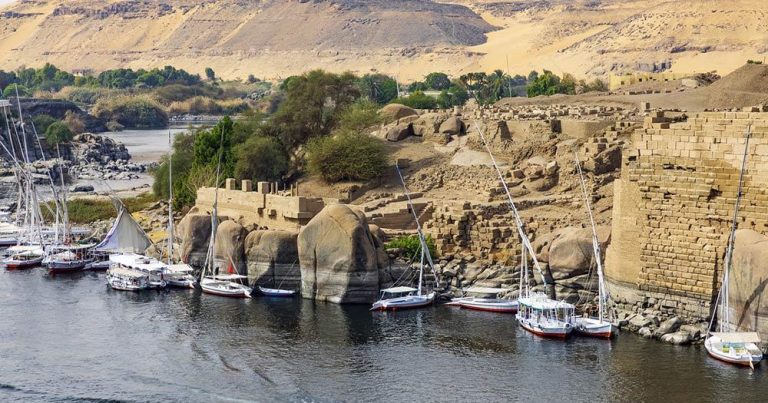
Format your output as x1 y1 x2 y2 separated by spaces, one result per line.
95 208 152 253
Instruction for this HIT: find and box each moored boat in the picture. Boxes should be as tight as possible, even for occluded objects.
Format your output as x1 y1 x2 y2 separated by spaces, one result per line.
3 250 43 270
106 266 152 291
257 286 297 297
451 287 518 313
371 287 435 311
107 253 167 290
45 244 95 274
705 333 763 367
201 275 252 298
165 264 197 288
516 292 575 339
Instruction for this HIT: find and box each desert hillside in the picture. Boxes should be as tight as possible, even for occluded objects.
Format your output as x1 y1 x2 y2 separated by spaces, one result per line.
0 0 766 80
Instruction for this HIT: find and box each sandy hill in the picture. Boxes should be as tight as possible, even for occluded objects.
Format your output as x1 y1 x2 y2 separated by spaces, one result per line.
0 0 767 81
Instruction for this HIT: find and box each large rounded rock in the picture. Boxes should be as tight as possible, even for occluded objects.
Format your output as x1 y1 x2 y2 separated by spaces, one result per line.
213 220 248 276
298 204 381 303
177 210 214 268
380 103 418 121
246 230 300 290
731 229 768 339
385 123 414 142
439 116 465 135
548 226 611 280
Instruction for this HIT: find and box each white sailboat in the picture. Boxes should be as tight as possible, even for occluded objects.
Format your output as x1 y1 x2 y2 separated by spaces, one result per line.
163 131 196 289
572 151 616 338
473 119 575 338
705 127 763 368
256 260 298 297
371 163 438 311
198 124 251 299
447 287 519 313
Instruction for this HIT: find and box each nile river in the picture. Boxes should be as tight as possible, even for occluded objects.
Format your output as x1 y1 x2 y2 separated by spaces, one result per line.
0 269 766 402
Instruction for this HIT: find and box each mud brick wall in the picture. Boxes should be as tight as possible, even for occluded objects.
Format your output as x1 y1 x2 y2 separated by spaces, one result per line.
606 111 768 321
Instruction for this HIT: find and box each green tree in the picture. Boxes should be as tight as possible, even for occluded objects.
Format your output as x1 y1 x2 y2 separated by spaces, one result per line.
32 114 58 134
306 133 387 183
408 81 428 92
193 116 236 179
153 132 195 209
425 72 451 90
526 70 575 97
2 84 31 97
44 121 73 146
335 100 381 135
357 74 398 105
234 136 288 182
205 67 216 81
393 91 437 109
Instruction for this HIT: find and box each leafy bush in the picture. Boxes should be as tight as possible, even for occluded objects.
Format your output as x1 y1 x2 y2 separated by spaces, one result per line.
306 133 387 183
234 136 288 182
153 84 223 103
2 84 31 97
31 114 58 134
59 86 114 104
42 193 160 224
357 74 398 105
335 100 381 135
44 121 73 146
92 95 168 129
526 70 576 97
385 234 437 258
425 72 451 90
393 91 437 109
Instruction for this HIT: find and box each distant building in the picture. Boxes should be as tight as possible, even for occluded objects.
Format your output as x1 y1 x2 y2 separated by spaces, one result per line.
609 71 694 91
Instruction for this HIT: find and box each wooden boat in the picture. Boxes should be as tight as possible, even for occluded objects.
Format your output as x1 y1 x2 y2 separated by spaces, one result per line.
571 151 616 339
165 264 197 289
450 287 518 313
46 244 95 274
704 127 763 368
257 286 297 297
106 266 152 291
371 164 441 312
201 275 251 298
107 253 167 290
3 250 43 269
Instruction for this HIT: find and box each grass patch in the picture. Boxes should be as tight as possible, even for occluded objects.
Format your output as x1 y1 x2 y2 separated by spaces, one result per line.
385 234 437 258
42 193 160 224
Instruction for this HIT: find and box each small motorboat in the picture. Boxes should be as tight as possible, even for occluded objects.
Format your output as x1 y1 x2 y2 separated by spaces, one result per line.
574 316 616 339
371 287 435 311
165 263 197 289
704 332 763 367
45 245 95 274
516 292 575 339
106 267 153 291
201 275 252 298
108 254 167 290
451 287 518 313
257 286 297 297
3 250 44 270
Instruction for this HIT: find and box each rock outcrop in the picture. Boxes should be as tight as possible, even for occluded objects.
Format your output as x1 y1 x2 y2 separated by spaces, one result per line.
213 220 248 275
385 123 414 142
298 204 382 303
176 210 214 268
381 104 418 121
246 230 300 290
547 226 611 280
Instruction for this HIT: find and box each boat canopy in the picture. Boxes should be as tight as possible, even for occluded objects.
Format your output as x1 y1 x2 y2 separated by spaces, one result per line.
110 253 166 272
95 209 152 253
519 293 575 310
464 287 507 294
109 267 147 278
167 264 194 273
381 286 417 294
48 243 96 252
710 332 762 343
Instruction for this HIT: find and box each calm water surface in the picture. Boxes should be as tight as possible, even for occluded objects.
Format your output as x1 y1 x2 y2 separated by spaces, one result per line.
0 269 766 402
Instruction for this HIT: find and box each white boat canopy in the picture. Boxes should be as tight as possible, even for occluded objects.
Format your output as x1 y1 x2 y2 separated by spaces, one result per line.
710 332 762 343
381 286 418 294
167 264 194 273
110 253 166 272
463 287 508 294
95 209 152 253
109 267 147 278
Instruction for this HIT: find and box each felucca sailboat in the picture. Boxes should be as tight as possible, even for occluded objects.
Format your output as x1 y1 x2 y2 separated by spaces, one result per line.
572 151 615 338
371 163 440 311
705 126 763 367
163 132 196 288
473 120 575 338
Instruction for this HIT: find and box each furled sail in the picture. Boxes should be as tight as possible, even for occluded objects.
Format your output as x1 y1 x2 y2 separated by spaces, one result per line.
95 208 152 253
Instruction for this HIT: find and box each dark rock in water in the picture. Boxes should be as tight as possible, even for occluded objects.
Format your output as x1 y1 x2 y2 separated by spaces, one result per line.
298 204 382 304
18 98 106 132
70 184 94 193
245 230 300 289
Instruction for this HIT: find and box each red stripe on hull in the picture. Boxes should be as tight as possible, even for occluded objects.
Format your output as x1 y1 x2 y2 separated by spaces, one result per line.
520 323 568 339
5 263 39 270
374 301 432 311
575 330 613 339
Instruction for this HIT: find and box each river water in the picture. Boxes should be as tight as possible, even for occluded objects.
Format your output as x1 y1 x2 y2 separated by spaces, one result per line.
0 269 766 402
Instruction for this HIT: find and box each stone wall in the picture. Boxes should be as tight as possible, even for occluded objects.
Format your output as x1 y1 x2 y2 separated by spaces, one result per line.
195 180 326 231
606 111 768 325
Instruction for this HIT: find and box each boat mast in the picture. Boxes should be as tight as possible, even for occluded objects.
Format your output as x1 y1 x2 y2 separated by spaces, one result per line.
716 125 751 333
395 163 440 295
574 151 607 322
167 131 174 265
201 124 226 280
473 120 549 290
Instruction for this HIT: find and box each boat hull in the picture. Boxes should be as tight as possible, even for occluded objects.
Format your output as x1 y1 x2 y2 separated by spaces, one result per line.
704 337 763 367
458 298 518 313
517 317 572 339
574 317 615 339
257 286 297 297
201 285 251 298
371 293 435 311
167 279 196 289
4 258 43 270
47 260 90 274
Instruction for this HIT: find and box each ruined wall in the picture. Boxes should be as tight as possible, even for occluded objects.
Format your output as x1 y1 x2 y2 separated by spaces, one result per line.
195 180 326 232
606 111 768 324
